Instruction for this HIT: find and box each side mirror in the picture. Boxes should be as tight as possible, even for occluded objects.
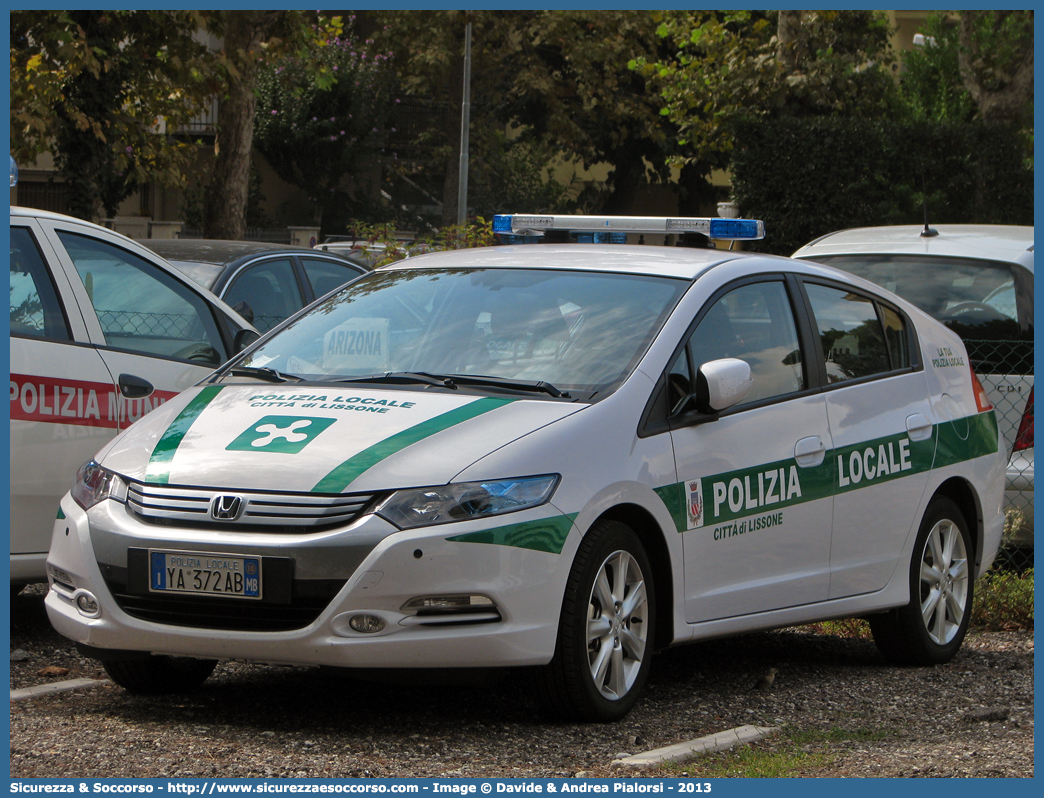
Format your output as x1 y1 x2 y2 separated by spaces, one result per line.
695 358 752 414
234 328 261 353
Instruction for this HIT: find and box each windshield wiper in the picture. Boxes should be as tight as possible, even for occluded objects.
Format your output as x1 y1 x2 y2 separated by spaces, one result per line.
220 366 303 383
438 374 572 399
323 371 572 398
321 371 458 389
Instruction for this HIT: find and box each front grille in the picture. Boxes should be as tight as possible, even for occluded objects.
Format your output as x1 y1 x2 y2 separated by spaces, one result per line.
100 562 345 632
127 482 377 531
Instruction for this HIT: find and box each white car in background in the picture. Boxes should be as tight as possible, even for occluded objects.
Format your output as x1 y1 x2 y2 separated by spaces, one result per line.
46 214 1005 721
9 207 258 587
794 225 1033 549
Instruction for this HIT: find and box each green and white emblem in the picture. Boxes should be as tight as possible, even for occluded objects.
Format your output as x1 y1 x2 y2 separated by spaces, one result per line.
226 416 336 454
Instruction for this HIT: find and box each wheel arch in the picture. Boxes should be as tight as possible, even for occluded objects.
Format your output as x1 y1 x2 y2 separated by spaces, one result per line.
930 477 983 565
594 503 675 651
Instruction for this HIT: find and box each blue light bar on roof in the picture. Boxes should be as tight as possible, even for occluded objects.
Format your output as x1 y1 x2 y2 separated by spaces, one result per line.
573 231 628 244
707 218 763 240
493 214 765 240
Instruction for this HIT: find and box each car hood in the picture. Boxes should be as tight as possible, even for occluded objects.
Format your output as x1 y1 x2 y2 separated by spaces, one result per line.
98 384 587 494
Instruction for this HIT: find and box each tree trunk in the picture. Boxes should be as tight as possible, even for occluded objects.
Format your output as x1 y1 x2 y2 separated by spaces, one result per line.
600 153 646 215
957 11 1034 126
776 10 804 73
204 11 284 239
676 161 715 217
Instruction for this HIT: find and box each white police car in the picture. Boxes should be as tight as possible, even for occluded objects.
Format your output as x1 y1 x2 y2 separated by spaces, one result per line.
10 205 258 587
45 214 1005 721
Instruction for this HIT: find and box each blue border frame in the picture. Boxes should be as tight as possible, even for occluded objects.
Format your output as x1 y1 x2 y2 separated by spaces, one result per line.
5 2 1038 790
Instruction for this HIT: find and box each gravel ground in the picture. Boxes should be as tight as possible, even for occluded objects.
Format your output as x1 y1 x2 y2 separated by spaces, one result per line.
10 584 1033 779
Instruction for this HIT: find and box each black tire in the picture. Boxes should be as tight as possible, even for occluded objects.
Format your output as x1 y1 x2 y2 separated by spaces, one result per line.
870 496 974 666
535 519 656 722
102 656 218 694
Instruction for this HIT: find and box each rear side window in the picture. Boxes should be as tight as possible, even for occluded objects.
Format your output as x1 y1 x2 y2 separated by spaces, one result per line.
806 254 1031 342
9 226 71 341
223 259 302 333
56 231 228 366
301 257 365 298
804 283 893 384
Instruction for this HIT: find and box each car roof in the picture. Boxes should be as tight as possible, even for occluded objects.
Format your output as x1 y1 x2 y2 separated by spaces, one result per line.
794 224 1034 266
142 239 336 265
10 207 257 328
378 243 768 280
12 205 120 235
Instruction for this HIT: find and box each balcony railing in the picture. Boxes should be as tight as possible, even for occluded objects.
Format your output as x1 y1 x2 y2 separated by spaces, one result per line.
174 97 220 137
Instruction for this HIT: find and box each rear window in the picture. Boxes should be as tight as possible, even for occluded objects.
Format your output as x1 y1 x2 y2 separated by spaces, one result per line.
805 254 1033 343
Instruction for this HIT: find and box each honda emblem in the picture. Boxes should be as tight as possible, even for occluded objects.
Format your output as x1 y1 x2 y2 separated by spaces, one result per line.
211 495 244 521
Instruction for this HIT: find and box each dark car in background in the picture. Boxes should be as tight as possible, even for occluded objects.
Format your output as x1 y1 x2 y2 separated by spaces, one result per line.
144 240 368 334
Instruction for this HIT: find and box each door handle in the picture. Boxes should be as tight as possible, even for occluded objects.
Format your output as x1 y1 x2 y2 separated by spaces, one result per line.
795 436 826 467
119 374 154 399
906 413 933 441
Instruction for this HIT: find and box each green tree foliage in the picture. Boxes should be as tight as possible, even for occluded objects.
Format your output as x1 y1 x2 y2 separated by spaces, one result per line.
11 10 347 236
729 118 1033 255
254 16 398 237
371 11 490 225
900 11 1033 141
898 14 977 123
635 10 900 172
494 11 673 214
372 11 670 220
464 136 576 220
957 11 1033 127
10 10 215 220
200 11 347 239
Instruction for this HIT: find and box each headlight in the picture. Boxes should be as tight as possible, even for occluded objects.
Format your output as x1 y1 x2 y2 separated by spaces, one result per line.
375 475 559 530
71 461 127 510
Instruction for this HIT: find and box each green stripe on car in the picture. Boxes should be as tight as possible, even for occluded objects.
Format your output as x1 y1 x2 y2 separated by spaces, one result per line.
312 397 516 493
656 411 997 532
446 513 578 554
934 410 999 469
145 386 225 484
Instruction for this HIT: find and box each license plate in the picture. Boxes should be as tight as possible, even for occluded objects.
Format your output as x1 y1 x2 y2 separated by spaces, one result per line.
149 550 261 599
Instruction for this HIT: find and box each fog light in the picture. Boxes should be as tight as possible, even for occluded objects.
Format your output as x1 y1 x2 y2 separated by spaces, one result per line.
73 590 101 618
348 614 386 634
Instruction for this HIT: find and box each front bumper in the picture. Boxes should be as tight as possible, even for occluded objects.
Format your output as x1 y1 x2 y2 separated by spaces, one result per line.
45 492 577 669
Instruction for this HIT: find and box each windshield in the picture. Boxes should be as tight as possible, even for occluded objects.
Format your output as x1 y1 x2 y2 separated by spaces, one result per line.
234 267 686 398
807 254 1033 341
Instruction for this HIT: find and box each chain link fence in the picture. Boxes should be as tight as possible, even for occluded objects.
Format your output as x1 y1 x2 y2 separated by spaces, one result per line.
96 309 201 339
966 339 1034 572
